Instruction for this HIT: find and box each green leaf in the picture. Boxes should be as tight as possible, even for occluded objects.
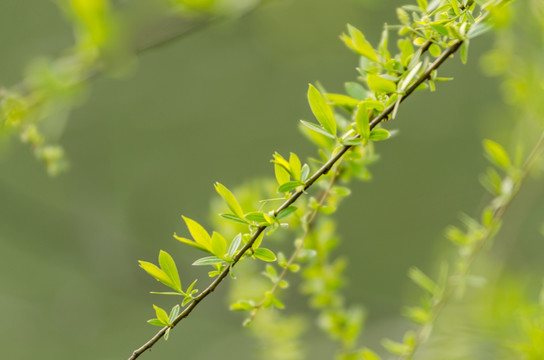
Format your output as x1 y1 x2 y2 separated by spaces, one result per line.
483 139 511 170
245 212 268 223
346 24 378 62
326 93 360 108
211 232 227 259
227 234 242 259
182 216 212 251
417 0 428 12
431 23 449 36
231 300 255 311
214 182 244 219
147 319 166 327
168 304 180 323
153 305 170 326
139 260 177 290
192 256 224 266
460 40 469 64
219 213 249 224
429 43 441 57
307 84 337 137
300 120 336 139
289 153 302 181
276 206 298 220
345 82 368 100
254 248 277 262
173 234 209 253
278 181 303 193
369 128 390 141
355 102 370 140
382 338 410 355
408 267 439 295
367 74 397 94
300 164 310 182
403 306 431 324
360 348 382 360
158 250 182 292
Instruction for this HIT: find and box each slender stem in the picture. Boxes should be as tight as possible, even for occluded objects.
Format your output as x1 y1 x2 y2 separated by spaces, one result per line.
128 38 464 359
247 167 342 322
398 131 544 360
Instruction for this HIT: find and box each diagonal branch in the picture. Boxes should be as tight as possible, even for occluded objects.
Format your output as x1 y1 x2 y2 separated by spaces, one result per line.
128 38 465 360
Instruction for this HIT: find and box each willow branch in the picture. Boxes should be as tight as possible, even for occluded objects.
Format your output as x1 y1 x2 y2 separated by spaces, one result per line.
247 166 342 323
398 131 544 360
128 38 465 360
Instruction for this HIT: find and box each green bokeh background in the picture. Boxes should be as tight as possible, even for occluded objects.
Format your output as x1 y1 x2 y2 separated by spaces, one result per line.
1 0 543 359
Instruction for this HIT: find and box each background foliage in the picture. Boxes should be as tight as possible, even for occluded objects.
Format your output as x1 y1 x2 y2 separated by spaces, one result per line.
0 0 542 359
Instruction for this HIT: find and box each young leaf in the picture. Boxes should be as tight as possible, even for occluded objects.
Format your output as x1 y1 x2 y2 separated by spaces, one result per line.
254 248 277 262
367 74 397 94
408 267 439 295
483 139 511 170
289 153 302 181
300 164 310 182
276 206 298 220
346 24 379 62
278 181 303 193
300 120 336 139
158 250 182 293
219 213 249 224
307 84 337 137
192 256 224 266
211 232 227 259
361 348 382 360
153 305 170 326
173 233 209 253
227 234 242 259
326 93 360 108
369 128 390 141
355 102 370 140
139 261 175 289
345 81 368 100
168 304 180 323
214 182 244 219
182 216 212 251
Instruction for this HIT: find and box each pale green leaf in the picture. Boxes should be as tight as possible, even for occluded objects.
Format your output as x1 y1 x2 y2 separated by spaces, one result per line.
346 24 378 62
307 84 337 136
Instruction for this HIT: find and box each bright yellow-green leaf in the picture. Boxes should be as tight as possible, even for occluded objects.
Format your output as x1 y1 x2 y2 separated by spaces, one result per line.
211 232 227 259
254 248 277 262
326 93 360 107
173 233 209 253
355 103 370 140
158 250 182 292
139 260 176 289
346 24 378 62
289 153 302 181
182 216 212 251
307 84 337 137
367 74 397 94
153 304 170 325
214 182 244 219
483 139 511 170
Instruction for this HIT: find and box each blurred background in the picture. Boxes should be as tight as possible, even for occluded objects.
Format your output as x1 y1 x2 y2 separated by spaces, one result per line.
0 0 543 359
